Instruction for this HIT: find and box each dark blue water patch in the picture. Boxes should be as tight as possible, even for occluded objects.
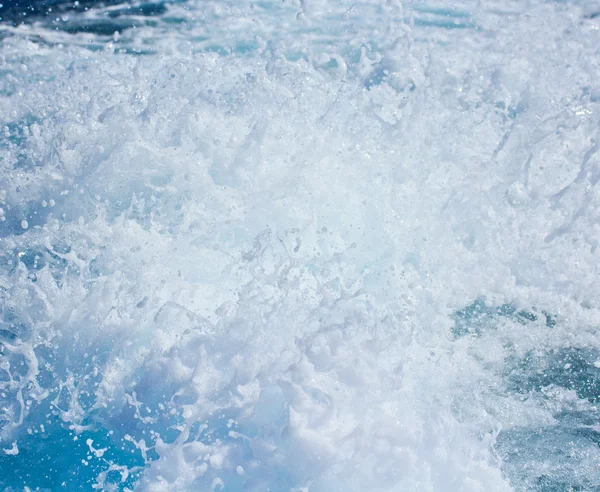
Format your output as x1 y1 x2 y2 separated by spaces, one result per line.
0 396 298 492
452 298 553 338
0 0 179 38
506 347 600 403
0 0 128 22
496 414 600 492
497 347 600 491
453 301 600 488
0 412 145 490
0 332 159 490
106 1 165 17
60 17 148 34
535 478 600 492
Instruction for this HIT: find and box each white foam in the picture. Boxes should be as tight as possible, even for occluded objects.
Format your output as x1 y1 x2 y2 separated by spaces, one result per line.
1 0 600 490
3 441 19 455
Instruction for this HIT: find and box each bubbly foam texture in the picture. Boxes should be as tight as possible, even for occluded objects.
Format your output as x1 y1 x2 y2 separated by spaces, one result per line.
1 0 600 490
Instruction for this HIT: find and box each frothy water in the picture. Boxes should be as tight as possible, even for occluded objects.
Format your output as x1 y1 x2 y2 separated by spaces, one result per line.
1 0 600 490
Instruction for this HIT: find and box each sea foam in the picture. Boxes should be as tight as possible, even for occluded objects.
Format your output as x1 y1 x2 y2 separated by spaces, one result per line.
1 0 600 490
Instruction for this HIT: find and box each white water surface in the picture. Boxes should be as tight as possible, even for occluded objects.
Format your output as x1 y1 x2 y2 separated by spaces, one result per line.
1 0 600 490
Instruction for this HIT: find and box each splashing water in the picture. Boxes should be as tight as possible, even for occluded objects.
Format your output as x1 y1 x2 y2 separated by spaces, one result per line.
1 0 600 490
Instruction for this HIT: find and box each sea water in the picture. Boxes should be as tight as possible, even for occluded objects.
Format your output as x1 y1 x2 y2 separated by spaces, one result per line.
0 0 600 490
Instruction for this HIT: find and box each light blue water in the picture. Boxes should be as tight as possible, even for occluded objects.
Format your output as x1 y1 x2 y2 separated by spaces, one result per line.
1 0 600 490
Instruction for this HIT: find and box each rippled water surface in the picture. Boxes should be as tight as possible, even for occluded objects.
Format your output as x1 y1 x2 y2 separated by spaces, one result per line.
1 0 600 490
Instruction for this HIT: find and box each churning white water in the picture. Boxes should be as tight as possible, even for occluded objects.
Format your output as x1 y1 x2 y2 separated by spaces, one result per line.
1 0 600 490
